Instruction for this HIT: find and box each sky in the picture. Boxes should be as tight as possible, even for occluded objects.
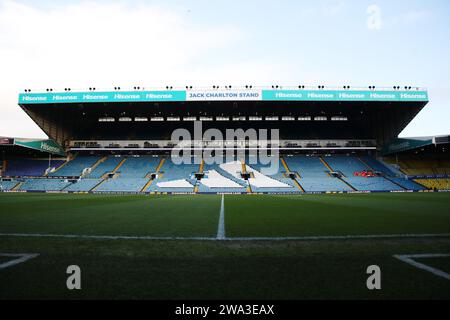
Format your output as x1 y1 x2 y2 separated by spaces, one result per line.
0 0 449 139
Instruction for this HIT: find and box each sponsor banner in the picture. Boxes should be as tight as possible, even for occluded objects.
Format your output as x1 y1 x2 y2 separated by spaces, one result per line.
262 90 429 102
19 89 428 104
381 137 433 155
19 90 186 104
186 90 262 101
409 174 450 179
14 139 66 156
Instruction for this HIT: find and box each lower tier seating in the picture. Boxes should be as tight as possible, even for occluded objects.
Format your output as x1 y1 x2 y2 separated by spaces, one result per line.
298 177 352 192
414 178 450 190
95 178 150 192
0 180 19 190
343 177 403 191
65 179 103 192
389 178 426 191
19 179 70 191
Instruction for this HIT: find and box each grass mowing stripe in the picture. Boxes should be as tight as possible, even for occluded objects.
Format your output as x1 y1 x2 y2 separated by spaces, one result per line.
1 232 449 241
0 194 221 237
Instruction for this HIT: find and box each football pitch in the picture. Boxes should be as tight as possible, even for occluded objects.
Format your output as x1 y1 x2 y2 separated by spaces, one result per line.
0 192 449 299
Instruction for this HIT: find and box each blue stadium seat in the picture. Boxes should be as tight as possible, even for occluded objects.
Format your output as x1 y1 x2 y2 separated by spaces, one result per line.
19 178 70 191
87 157 123 178
65 179 103 192
0 180 20 190
5 159 65 176
49 156 100 177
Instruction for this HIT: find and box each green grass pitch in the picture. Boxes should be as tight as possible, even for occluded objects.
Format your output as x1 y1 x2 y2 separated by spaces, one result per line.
0 192 449 299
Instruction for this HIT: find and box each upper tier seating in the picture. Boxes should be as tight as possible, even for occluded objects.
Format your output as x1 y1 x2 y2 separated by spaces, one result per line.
87 157 123 178
325 156 367 177
5 159 65 177
19 178 70 191
284 156 330 177
393 159 450 176
49 156 100 177
360 156 397 176
117 156 160 178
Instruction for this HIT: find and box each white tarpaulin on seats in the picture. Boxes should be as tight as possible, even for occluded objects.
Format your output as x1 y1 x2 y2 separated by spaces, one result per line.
219 161 291 189
157 179 193 188
201 170 242 188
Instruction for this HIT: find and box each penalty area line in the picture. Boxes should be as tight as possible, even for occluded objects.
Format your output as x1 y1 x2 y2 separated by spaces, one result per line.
393 253 450 281
0 253 40 270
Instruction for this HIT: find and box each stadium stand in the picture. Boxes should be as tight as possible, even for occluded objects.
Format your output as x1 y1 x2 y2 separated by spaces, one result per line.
393 159 450 175
95 178 151 192
0 180 19 191
116 156 160 178
324 156 368 177
149 156 198 193
19 178 70 191
49 156 100 177
389 177 426 191
87 156 123 178
198 169 247 193
360 155 398 176
93 156 160 192
284 155 330 178
0 154 437 193
5 159 65 176
65 179 103 192
283 155 351 192
343 177 403 191
414 178 450 190
245 156 297 193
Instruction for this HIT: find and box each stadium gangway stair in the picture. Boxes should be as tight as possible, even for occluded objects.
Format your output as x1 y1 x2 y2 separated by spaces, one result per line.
50 157 71 174
193 159 205 193
112 158 127 174
86 156 108 177
319 157 334 174
241 159 252 193
12 181 23 191
380 175 407 190
280 156 304 192
88 157 128 191
141 158 166 192
90 179 108 192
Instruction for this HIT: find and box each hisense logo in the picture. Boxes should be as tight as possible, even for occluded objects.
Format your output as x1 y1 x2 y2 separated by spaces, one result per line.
22 96 46 101
400 93 427 99
40 142 61 154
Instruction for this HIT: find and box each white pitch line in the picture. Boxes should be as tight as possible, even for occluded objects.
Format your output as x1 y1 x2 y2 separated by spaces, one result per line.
393 254 450 281
0 233 449 241
217 194 226 240
0 253 39 270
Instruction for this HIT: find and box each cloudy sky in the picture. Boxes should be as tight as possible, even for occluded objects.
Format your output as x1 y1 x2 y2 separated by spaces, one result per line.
0 0 449 138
